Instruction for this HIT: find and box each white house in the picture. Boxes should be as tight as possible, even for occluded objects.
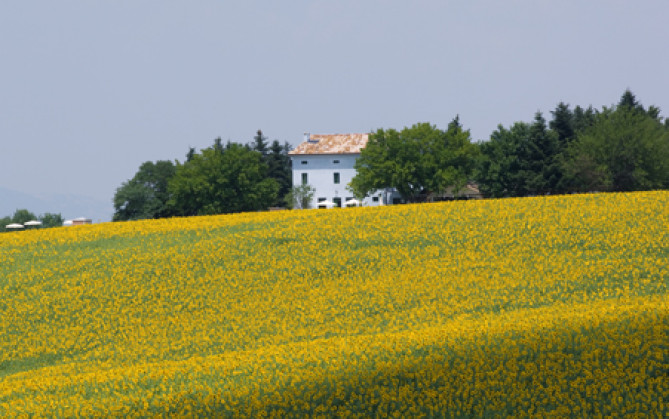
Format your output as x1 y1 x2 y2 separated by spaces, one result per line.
289 133 401 208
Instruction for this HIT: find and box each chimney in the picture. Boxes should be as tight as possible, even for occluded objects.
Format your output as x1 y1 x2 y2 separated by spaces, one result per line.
304 132 310 143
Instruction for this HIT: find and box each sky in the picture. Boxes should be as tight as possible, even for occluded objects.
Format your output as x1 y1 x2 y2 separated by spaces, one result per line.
1 1 668 221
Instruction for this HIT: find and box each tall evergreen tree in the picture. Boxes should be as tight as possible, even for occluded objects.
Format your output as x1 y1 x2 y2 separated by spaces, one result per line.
618 89 644 113
248 130 292 207
252 130 269 156
476 122 529 198
572 105 597 134
186 147 196 162
477 113 561 197
532 112 561 193
266 140 293 207
563 90 669 192
213 137 225 154
647 105 661 121
549 102 575 144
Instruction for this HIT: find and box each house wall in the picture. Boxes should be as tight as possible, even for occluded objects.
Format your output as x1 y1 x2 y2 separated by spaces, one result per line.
291 154 391 208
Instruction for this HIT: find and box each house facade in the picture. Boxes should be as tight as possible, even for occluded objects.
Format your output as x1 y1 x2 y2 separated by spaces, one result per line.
289 133 401 208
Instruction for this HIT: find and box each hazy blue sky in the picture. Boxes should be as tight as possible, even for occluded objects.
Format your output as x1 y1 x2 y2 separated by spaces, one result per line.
1 1 667 220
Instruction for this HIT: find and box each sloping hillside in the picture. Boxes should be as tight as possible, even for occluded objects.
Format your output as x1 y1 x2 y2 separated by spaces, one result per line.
1 192 667 417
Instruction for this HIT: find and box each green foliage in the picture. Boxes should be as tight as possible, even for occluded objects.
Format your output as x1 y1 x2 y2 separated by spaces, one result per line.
477 89 669 197
113 160 176 221
476 122 529 198
251 129 269 156
549 102 575 144
617 89 644 113
1 209 56 232
477 114 561 197
113 182 159 221
563 102 669 192
39 213 63 228
1 210 64 232
350 118 479 202
572 105 598 134
285 184 316 209
250 132 293 208
0 216 11 232
11 209 37 225
265 140 293 207
167 142 279 216
525 112 561 194
186 147 196 162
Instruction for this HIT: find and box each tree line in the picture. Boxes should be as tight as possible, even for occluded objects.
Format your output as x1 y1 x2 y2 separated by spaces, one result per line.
475 90 669 198
351 90 669 202
112 131 292 221
112 90 669 221
1 209 63 232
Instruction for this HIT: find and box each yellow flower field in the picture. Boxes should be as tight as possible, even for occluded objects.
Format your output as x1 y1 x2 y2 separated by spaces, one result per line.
0 191 667 417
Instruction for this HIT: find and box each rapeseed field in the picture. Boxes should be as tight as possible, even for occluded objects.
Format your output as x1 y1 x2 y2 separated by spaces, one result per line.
0 191 667 417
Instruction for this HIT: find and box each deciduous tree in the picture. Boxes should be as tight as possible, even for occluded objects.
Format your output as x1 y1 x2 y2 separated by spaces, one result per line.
0 216 11 232
167 142 278 216
350 119 478 202
113 160 176 221
11 209 37 225
285 184 315 209
39 213 64 228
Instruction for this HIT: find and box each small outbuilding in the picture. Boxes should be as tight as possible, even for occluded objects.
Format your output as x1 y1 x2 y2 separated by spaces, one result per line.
24 220 42 228
63 217 92 226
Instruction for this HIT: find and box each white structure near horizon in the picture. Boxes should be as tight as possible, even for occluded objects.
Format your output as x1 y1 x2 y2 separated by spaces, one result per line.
63 217 92 226
289 133 401 209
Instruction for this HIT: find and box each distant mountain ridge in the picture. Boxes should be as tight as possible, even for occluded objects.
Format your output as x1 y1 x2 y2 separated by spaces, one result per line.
0 187 113 223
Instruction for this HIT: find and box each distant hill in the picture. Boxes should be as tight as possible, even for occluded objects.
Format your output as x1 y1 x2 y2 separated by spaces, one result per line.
0 186 113 222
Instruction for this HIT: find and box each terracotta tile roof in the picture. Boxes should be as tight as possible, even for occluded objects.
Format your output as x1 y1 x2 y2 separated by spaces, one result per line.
289 133 369 155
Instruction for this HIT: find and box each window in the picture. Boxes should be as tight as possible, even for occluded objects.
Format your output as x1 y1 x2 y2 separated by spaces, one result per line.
333 172 340 184
333 159 340 164
301 173 308 185
333 197 342 208
372 196 379 202
301 160 308 165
